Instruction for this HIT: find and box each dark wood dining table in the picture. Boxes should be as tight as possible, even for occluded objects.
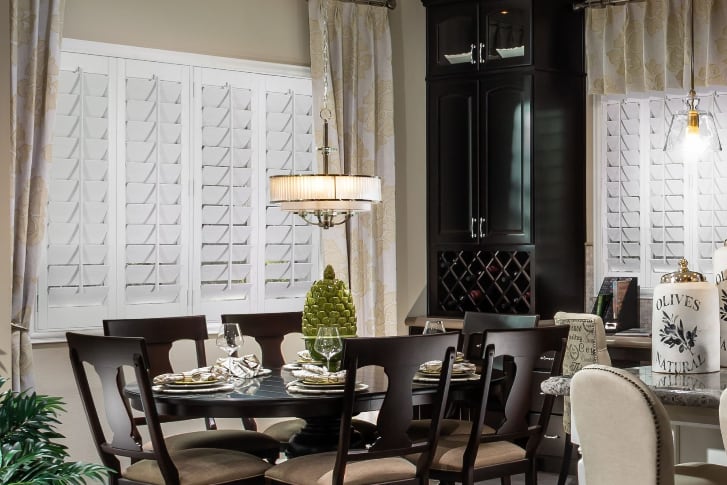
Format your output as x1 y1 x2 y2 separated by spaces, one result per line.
126 366 479 456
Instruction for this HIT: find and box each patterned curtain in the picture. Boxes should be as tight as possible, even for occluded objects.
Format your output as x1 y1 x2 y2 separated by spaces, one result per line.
10 0 65 391
308 0 397 337
586 0 727 95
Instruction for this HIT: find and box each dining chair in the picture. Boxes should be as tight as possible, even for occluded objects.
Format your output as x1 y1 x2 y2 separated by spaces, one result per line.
553 311 611 485
66 332 271 485
221 312 378 449
426 325 569 485
408 311 539 441
571 364 727 485
103 315 280 463
265 332 459 485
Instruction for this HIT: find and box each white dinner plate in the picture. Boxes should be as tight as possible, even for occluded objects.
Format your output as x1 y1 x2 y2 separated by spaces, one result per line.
287 381 368 395
153 382 235 394
413 373 480 383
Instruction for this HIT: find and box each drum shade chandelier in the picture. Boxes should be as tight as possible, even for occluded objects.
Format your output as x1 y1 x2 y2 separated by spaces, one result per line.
269 1 381 229
663 0 721 161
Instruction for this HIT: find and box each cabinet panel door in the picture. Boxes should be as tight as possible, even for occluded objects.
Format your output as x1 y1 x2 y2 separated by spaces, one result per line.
480 0 532 69
481 74 532 244
426 1 478 75
428 79 479 245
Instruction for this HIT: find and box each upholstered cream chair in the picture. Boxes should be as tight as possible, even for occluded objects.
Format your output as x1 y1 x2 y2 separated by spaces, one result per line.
553 311 611 485
571 365 727 485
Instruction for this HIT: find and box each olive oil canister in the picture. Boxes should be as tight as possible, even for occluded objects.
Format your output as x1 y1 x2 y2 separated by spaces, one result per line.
652 259 719 374
713 241 727 367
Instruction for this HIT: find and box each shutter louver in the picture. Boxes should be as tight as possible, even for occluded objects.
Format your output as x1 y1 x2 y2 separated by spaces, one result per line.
264 88 317 301
648 97 686 286
42 53 114 330
695 93 727 277
604 100 641 273
123 61 187 309
199 81 253 303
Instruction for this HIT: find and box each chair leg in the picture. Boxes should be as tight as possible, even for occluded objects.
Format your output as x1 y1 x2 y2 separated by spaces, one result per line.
242 417 258 431
500 477 511 485
525 460 537 485
557 433 573 485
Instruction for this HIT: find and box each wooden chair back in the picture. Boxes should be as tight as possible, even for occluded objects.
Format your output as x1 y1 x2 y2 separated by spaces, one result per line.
221 312 302 369
333 333 459 485
461 311 539 361
66 332 179 484
103 315 209 376
465 326 568 469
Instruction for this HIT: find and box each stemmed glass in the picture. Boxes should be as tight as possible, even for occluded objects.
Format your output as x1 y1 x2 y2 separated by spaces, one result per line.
314 327 343 373
216 322 243 366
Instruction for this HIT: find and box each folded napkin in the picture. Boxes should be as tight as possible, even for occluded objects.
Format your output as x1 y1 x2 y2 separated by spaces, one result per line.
296 350 319 363
153 368 222 385
213 354 264 379
152 354 265 385
291 364 346 384
419 360 476 374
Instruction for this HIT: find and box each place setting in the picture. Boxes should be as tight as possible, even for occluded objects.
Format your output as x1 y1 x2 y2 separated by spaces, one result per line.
413 353 479 383
286 327 368 395
152 322 271 394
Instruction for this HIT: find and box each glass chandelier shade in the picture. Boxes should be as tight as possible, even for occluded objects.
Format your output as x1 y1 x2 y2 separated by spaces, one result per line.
663 95 721 163
663 1 721 161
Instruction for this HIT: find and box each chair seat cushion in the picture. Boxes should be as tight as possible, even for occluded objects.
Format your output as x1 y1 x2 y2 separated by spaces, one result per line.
124 448 271 485
264 418 306 443
676 463 727 485
164 429 280 458
265 451 418 485
264 418 378 446
428 435 526 472
407 418 495 442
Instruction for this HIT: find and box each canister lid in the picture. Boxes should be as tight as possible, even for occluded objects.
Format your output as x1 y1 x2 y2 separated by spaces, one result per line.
660 258 706 283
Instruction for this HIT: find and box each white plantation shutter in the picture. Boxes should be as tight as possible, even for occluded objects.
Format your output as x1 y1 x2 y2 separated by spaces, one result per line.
38 53 116 331
34 40 319 338
596 91 727 294
262 78 318 310
194 68 257 316
119 60 189 316
603 100 641 275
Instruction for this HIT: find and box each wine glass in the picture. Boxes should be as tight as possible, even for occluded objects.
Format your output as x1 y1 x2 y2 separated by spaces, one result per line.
423 320 446 334
314 327 343 372
216 322 243 364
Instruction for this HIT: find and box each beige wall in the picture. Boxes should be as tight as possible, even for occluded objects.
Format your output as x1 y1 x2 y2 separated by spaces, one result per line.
0 0 12 381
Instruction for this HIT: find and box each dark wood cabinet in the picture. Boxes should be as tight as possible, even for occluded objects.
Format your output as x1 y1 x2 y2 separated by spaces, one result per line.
424 0 586 320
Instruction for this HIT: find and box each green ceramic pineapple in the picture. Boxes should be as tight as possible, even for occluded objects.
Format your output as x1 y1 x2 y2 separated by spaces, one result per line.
302 265 357 359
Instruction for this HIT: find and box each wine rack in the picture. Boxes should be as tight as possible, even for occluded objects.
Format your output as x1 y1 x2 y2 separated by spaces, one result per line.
436 249 533 314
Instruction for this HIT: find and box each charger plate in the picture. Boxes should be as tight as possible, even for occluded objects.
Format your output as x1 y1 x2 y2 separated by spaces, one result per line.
153 382 235 394
287 381 368 394
413 373 480 383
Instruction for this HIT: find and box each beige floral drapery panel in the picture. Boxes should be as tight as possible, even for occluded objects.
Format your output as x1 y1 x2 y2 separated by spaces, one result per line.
308 0 397 337
586 0 727 95
10 0 65 391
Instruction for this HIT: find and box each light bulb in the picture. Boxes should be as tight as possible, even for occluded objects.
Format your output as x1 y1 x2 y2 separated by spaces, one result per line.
682 112 708 162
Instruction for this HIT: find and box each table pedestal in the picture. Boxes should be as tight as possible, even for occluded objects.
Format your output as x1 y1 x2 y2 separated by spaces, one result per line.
286 417 364 458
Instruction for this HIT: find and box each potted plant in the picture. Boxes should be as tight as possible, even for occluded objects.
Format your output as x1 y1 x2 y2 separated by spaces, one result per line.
0 375 110 484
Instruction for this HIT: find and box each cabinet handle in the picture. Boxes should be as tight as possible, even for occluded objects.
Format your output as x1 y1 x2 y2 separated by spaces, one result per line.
479 217 486 238
470 217 477 239
469 43 477 64
543 434 561 440
479 42 485 63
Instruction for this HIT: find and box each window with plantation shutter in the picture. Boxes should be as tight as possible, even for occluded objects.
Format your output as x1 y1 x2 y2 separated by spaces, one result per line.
595 91 727 296
38 52 116 332
262 78 318 310
35 40 319 340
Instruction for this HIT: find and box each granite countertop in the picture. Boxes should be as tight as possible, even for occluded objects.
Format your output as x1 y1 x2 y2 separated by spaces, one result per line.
540 366 726 408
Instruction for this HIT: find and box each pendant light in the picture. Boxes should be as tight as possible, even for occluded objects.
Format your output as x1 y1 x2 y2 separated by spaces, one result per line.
269 0 382 229
663 0 721 162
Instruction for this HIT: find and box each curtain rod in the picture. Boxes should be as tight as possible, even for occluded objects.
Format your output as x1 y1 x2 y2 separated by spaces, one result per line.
336 0 396 9
573 0 644 10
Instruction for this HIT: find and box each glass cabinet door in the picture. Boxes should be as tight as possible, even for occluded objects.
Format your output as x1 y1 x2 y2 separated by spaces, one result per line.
427 2 478 75
481 0 531 69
